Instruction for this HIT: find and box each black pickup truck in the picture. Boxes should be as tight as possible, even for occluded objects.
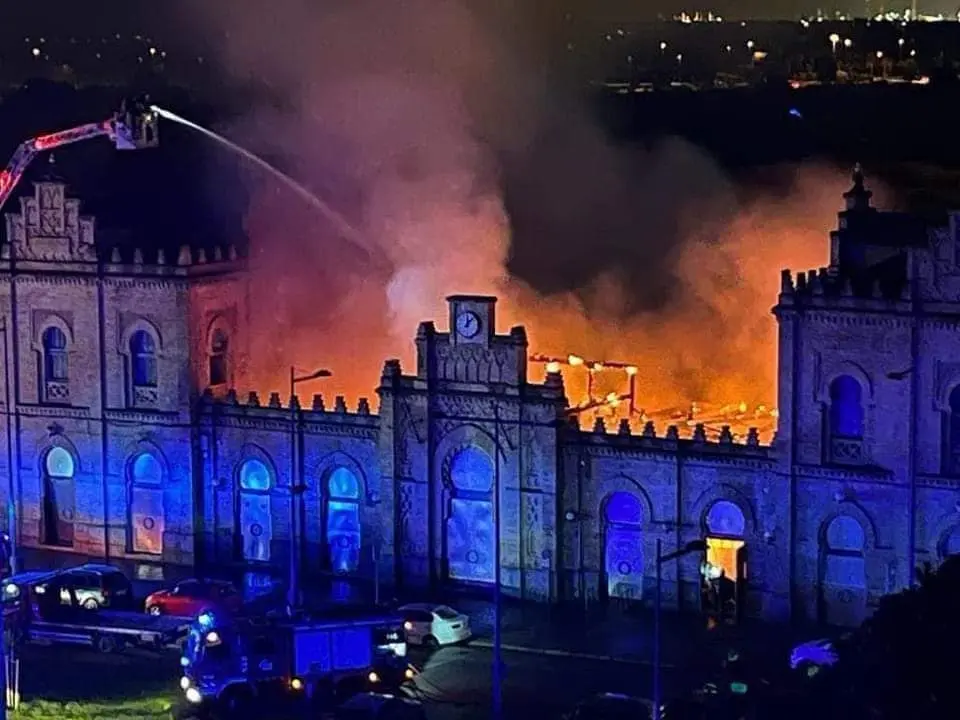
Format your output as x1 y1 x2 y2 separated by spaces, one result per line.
2 569 189 653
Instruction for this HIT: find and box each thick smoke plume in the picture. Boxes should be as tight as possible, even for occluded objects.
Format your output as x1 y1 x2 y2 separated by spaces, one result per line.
179 0 887 412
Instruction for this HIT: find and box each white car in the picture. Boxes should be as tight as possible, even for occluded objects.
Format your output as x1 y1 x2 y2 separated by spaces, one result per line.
398 603 472 647
790 639 839 670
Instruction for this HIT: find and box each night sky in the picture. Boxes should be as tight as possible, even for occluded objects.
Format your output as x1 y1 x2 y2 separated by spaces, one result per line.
2 0 958 39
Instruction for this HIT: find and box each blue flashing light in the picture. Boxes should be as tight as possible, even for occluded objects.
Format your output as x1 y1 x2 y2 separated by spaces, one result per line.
730 682 749 694
197 612 215 628
180 656 190 667
789 108 803 119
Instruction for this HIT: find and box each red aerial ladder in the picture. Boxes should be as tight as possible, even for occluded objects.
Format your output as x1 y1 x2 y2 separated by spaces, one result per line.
0 97 159 213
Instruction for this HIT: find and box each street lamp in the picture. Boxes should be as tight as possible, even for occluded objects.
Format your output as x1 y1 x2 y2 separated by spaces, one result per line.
844 38 853 48
829 32 840 53
654 539 708 720
287 367 332 610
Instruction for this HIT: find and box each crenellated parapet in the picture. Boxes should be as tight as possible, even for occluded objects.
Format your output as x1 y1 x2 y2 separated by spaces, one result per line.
195 388 379 436
573 415 775 459
101 243 244 278
776 267 911 311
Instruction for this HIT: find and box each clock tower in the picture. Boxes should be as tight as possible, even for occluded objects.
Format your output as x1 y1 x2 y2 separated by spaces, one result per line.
448 295 496 347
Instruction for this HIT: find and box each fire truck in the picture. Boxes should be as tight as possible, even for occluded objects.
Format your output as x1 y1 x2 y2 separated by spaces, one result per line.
179 607 417 714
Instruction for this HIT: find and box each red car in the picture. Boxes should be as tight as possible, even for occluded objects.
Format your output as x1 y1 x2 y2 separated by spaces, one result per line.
144 579 242 618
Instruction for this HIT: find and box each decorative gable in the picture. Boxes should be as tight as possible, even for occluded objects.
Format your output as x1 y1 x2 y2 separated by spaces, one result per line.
5 182 96 262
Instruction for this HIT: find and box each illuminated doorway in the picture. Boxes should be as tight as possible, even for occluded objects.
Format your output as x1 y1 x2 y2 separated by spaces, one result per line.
706 537 746 581
702 500 747 621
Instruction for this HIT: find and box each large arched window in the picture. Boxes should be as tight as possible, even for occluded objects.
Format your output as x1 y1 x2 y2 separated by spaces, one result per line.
943 387 960 475
326 468 361 573
445 446 495 583
820 515 868 626
238 458 272 563
128 452 164 555
823 515 867 586
42 446 75 547
828 375 864 465
209 329 229 387
130 330 158 389
603 491 645 600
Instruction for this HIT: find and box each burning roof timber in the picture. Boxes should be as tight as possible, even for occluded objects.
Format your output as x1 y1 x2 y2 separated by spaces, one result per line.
530 354 778 445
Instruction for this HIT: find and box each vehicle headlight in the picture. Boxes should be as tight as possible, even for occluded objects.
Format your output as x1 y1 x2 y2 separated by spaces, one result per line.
185 687 202 704
404 667 415 680
403 621 413 631
205 631 220 645
368 671 380 683
290 678 303 691
179 677 191 690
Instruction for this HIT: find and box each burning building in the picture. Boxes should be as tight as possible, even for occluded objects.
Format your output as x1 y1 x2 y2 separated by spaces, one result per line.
1 167 959 628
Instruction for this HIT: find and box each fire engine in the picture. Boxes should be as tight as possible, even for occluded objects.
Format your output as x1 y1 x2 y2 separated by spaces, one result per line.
179 607 417 714
0 96 159 213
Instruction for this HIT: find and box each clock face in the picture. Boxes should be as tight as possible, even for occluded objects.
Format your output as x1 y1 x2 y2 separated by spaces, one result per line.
456 311 481 339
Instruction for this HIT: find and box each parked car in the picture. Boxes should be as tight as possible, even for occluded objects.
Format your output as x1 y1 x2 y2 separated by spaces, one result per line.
144 579 242 617
396 603 471 647
50 564 134 610
564 692 654 720
335 692 427 720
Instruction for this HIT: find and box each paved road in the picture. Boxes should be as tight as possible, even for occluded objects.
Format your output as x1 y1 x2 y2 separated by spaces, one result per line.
408 643 689 720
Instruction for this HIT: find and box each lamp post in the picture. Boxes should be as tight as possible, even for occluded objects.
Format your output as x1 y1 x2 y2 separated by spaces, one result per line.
287 367 332 610
654 539 707 720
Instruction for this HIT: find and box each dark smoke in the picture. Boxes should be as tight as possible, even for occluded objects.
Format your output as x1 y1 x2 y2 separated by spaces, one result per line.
173 0 878 411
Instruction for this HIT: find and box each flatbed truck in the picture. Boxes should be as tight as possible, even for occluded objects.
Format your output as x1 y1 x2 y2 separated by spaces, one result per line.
2 569 189 653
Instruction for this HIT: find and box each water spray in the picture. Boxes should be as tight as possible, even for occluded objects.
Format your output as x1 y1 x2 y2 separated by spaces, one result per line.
150 106 384 266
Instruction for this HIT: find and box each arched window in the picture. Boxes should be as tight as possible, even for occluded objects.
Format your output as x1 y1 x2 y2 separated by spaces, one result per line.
238 458 272 563
209 329 229 387
820 515 868 627
42 327 68 382
128 452 164 555
828 375 865 465
823 516 866 588
829 376 864 439
326 468 361 573
130 330 158 388
944 387 960 475
941 525 960 559
446 446 495 583
42 446 75 547
41 326 69 403
603 492 645 600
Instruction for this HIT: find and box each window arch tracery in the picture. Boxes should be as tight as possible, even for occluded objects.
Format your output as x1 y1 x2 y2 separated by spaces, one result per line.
238 457 273 563
445 445 495 583
42 446 76 547
128 451 164 555
326 467 361 573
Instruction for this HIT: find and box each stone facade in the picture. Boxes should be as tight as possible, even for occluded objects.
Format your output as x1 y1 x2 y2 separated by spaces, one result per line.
3 173 960 626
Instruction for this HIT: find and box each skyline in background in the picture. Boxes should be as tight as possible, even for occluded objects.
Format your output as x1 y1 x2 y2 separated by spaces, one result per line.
0 0 957 40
